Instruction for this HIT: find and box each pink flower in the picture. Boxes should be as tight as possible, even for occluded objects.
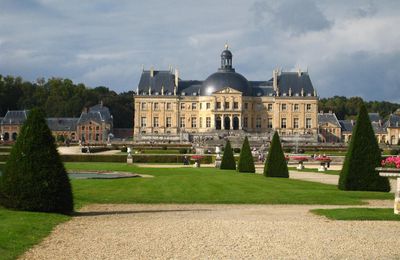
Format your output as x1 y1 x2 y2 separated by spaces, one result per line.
381 156 400 168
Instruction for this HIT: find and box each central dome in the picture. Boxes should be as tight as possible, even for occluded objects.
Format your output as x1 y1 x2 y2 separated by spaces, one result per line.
200 45 249 96
202 71 249 95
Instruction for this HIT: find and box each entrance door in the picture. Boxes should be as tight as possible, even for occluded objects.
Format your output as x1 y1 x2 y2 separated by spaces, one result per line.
224 116 230 130
233 116 239 130
215 117 221 130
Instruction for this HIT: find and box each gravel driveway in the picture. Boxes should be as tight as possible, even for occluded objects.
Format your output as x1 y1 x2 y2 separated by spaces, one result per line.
21 203 400 260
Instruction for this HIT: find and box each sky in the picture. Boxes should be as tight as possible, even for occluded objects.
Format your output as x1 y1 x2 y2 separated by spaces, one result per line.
0 0 399 102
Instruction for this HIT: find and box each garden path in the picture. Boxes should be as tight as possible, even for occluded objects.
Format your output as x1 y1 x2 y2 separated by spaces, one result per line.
21 203 399 259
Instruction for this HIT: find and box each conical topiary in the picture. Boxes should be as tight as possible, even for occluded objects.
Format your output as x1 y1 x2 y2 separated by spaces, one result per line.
338 103 390 191
220 140 236 170
237 136 255 173
0 108 74 214
264 132 289 178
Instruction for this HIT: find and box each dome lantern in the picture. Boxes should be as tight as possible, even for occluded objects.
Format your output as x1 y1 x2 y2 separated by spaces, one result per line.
220 44 234 72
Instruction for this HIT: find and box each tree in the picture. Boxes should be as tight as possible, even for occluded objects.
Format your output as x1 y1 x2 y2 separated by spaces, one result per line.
220 140 236 170
0 108 74 214
237 136 255 173
264 132 289 178
338 103 390 191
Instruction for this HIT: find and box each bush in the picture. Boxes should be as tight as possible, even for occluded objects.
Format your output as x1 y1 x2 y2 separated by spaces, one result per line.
120 146 128 153
338 103 390 191
389 149 399 156
233 148 241 153
220 140 236 170
0 108 73 214
264 132 289 178
237 136 255 173
81 147 110 153
179 148 187 154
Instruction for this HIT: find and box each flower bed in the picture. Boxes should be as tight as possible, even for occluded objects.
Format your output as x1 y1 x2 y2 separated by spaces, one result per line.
291 156 309 162
381 156 400 169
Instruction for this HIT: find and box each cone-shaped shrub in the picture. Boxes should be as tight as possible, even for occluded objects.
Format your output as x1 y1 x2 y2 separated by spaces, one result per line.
264 132 289 178
0 108 74 214
338 103 390 191
237 136 255 173
220 140 236 170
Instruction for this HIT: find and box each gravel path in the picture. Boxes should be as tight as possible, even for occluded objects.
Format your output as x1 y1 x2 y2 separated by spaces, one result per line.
21 203 400 260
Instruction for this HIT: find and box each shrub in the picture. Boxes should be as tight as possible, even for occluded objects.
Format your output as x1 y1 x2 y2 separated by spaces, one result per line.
81 147 109 153
179 148 187 154
237 136 255 173
120 146 128 153
233 148 241 153
220 140 236 170
389 149 399 156
264 132 289 178
338 103 390 191
0 109 73 214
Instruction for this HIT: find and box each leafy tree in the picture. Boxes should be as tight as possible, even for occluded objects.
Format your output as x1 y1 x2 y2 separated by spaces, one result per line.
264 132 289 178
237 136 255 173
338 103 390 191
220 140 236 170
0 108 74 214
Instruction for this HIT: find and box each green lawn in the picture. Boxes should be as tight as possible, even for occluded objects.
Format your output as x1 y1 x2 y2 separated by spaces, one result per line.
66 162 391 207
311 208 400 221
0 207 70 260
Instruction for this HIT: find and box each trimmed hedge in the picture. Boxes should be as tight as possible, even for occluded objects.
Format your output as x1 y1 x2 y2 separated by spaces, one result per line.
339 103 390 191
220 140 236 170
81 147 110 153
237 136 255 173
264 132 289 178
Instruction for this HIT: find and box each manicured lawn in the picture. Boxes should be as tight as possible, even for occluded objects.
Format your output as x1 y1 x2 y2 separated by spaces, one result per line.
288 166 341 175
311 208 400 221
0 207 70 260
65 162 391 206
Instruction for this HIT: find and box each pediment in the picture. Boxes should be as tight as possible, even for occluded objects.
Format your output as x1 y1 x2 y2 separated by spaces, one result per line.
213 87 242 94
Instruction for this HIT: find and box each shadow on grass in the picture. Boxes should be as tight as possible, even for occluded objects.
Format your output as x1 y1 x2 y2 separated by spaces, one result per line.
73 208 212 217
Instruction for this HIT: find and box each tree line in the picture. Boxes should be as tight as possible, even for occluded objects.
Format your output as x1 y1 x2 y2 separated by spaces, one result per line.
0 75 133 128
0 75 399 127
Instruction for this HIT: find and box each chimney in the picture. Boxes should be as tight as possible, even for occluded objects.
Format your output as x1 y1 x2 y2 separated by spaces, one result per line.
150 67 154 77
161 85 164 96
174 68 179 87
297 68 301 77
288 87 292 96
351 120 355 126
301 88 304 97
273 69 278 91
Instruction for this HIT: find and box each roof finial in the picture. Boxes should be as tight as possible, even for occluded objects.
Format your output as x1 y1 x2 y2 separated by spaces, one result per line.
224 43 229 50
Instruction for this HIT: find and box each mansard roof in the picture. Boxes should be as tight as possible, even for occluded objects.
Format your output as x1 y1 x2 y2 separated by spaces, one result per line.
78 104 112 125
385 113 400 128
368 113 382 123
318 113 341 128
137 70 176 95
339 120 354 133
277 72 315 97
46 118 78 131
1 110 29 125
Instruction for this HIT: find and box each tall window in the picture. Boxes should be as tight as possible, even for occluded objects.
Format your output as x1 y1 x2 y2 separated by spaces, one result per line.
244 103 248 109
140 117 146 127
141 102 147 110
293 118 299 128
306 118 312 128
281 104 287 111
180 117 185 128
200 103 202 110
154 102 159 110
192 102 197 110
216 102 221 109
267 104 273 111
294 104 299 111
243 117 248 128
268 117 273 128
256 103 262 110
166 117 172 127
153 117 159 127
180 103 185 110
191 117 197 128
281 118 287 128
233 102 239 109
306 104 312 111
256 117 261 129
199 117 202 128
206 103 211 109
224 102 230 109
166 102 172 110
206 117 211 128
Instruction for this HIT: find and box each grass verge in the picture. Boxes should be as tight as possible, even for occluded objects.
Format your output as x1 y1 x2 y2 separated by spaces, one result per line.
0 207 70 260
288 167 341 175
311 208 400 221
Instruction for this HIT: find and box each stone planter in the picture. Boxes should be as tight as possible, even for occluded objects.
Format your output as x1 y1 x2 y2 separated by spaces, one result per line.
296 161 305 170
376 167 400 215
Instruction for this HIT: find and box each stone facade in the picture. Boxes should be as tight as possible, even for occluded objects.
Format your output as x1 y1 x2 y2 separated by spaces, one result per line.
133 46 319 142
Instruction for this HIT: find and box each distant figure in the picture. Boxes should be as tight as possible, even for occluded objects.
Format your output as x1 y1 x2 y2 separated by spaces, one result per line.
183 156 189 165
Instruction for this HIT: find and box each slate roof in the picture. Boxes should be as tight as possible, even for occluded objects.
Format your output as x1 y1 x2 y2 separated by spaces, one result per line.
368 113 381 123
372 121 387 134
137 70 176 95
318 113 341 128
277 72 315 97
46 118 78 131
1 110 29 125
78 104 112 125
384 113 400 128
339 120 355 133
